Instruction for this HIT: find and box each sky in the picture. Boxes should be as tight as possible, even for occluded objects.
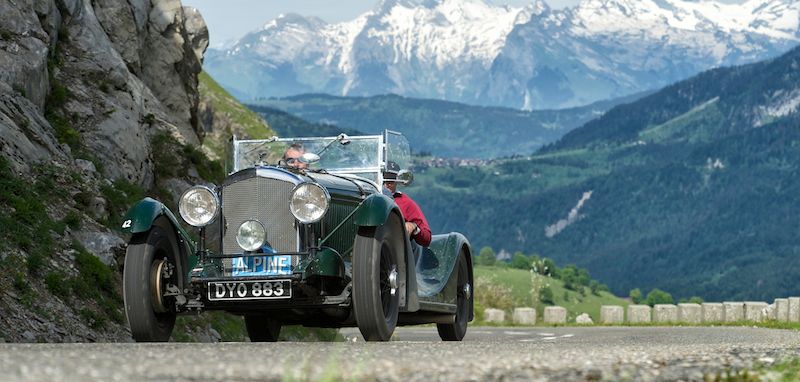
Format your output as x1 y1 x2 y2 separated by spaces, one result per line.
182 0 746 48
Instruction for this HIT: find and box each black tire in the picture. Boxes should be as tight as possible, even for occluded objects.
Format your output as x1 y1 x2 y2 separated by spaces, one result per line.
353 213 403 341
244 315 282 342
437 250 471 341
123 217 179 342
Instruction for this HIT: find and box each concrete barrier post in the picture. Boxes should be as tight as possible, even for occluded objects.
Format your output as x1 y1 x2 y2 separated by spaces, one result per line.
723 302 744 322
678 303 702 323
543 306 567 324
775 299 789 322
789 297 800 322
484 308 505 323
512 308 536 325
653 304 678 323
600 305 624 324
701 303 724 322
744 302 768 322
627 305 651 323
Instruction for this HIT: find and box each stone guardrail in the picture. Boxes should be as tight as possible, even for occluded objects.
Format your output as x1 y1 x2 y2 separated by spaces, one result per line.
483 296 800 325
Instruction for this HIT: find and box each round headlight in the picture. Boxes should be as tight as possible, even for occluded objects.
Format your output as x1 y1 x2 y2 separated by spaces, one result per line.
179 186 219 227
236 220 266 252
289 183 329 224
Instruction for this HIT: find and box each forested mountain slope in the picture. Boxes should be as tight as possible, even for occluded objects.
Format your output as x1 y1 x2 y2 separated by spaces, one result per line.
408 45 800 301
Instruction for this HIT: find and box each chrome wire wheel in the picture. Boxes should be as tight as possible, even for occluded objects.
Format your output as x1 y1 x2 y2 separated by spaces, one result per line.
353 214 403 341
124 218 179 342
437 250 471 341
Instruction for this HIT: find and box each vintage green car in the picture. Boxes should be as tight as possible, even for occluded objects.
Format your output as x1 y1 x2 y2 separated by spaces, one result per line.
121 131 474 342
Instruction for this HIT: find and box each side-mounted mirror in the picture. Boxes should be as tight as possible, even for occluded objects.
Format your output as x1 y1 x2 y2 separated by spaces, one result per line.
397 170 414 186
337 133 351 145
299 152 320 165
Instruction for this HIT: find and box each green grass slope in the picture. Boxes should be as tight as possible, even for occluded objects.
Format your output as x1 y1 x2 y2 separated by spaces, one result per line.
474 266 628 323
198 71 275 160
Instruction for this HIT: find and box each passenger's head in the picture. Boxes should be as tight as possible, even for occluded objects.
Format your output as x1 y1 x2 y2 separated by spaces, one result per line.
383 161 401 193
283 143 306 169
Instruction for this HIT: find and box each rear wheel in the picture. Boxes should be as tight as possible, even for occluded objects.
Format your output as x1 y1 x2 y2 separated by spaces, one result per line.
437 250 471 341
353 213 403 341
123 217 179 342
244 315 282 342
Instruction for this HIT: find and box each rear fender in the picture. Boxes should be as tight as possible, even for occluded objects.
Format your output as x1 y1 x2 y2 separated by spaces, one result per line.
122 198 196 286
423 233 474 319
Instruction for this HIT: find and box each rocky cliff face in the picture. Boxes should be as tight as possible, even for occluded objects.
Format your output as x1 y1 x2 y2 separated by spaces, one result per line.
0 0 215 342
0 0 207 187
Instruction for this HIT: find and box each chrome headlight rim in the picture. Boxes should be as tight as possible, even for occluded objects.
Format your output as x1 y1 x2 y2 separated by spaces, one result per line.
236 220 266 252
178 185 220 227
289 182 330 224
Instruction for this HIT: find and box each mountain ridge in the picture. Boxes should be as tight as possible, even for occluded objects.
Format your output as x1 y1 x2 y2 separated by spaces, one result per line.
205 0 799 110
250 91 646 158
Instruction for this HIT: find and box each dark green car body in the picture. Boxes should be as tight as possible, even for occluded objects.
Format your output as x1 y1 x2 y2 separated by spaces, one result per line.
122 133 473 340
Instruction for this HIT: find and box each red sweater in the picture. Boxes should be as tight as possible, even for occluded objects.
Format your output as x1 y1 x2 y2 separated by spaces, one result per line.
393 192 432 246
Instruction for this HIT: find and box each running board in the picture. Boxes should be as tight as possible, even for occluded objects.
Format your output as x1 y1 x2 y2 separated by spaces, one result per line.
398 312 455 325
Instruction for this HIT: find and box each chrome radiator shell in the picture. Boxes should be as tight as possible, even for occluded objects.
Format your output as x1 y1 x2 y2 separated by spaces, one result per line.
221 175 300 256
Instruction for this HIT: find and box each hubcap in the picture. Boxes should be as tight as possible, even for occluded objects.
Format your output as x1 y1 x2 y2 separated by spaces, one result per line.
151 259 167 313
150 259 174 313
463 283 471 300
388 266 398 296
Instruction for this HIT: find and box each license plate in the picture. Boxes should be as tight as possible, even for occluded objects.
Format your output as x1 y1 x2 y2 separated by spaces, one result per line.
230 255 292 276
207 280 292 301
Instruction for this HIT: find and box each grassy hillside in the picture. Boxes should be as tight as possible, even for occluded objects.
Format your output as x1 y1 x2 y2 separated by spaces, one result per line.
198 71 275 161
474 265 629 323
248 105 364 137
407 45 800 302
251 93 643 158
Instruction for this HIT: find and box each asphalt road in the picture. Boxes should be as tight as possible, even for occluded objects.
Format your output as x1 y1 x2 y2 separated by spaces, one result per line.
2 326 799 381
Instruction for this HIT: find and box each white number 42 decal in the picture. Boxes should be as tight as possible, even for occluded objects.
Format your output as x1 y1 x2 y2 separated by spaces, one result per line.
122 220 132 229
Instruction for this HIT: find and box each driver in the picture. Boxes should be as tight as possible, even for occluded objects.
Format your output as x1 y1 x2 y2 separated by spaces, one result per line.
282 143 307 169
383 161 431 247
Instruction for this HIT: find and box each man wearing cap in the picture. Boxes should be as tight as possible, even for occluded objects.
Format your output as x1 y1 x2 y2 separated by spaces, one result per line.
383 161 432 247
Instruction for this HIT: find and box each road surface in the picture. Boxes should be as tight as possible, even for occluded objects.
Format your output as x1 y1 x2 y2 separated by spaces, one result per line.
2 326 799 381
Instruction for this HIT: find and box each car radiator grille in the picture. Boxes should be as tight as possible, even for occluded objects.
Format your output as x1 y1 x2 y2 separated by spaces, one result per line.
319 202 358 257
221 177 299 271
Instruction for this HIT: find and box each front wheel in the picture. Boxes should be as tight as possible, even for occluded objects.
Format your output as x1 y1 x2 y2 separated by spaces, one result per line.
244 315 281 342
123 218 179 342
437 250 471 341
352 213 403 341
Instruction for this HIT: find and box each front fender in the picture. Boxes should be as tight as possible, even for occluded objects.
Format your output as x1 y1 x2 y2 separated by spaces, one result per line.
122 198 176 233
353 194 400 227
121 198 197 285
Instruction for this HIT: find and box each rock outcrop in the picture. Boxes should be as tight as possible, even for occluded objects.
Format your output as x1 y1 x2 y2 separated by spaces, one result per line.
0 0 208 186
0 0 210 343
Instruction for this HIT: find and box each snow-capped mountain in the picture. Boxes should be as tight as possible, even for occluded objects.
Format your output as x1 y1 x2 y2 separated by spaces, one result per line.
204 0 800 110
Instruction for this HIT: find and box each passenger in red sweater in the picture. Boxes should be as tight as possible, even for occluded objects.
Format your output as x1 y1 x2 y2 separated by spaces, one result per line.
383 161 432 247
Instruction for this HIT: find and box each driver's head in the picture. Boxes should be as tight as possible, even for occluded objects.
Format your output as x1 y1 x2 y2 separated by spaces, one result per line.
283 143 306 169
383 161 401 193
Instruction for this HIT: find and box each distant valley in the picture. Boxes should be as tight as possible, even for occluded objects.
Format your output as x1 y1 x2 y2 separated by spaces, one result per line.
250 93 641 158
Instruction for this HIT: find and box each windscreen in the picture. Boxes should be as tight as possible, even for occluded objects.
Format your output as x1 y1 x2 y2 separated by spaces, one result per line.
233 136 383 176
